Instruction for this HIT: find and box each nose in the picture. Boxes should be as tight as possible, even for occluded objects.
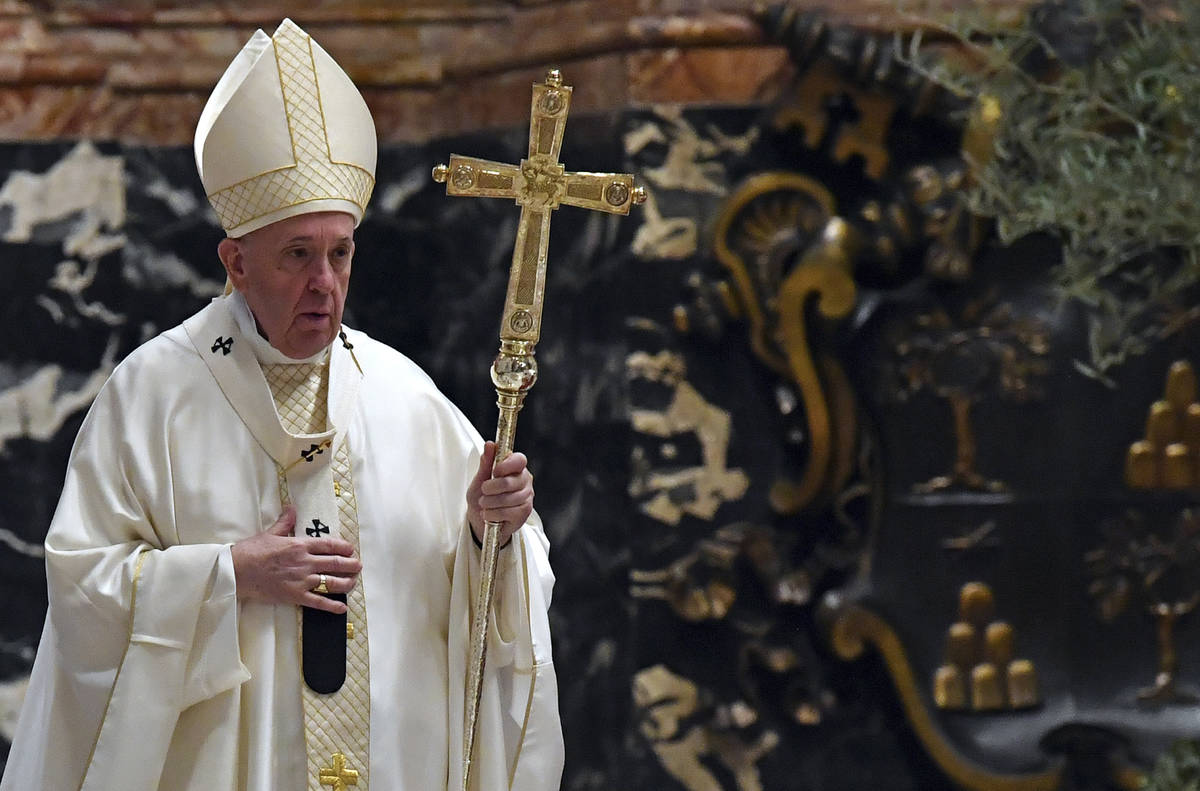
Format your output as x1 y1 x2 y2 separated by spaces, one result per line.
307 254 336 293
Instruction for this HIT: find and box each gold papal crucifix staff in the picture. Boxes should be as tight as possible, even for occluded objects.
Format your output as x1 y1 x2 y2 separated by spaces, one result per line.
432 68 644 790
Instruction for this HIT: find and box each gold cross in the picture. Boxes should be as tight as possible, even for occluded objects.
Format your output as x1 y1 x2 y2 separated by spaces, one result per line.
433 68 645 345
318 752 359 790
433 69 644 791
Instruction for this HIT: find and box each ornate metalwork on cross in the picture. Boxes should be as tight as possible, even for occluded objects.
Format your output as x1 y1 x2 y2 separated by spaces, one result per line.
434 68 645 345
432 68 645 791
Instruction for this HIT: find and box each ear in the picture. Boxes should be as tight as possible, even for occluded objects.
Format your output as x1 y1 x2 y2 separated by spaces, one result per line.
217 237 247 290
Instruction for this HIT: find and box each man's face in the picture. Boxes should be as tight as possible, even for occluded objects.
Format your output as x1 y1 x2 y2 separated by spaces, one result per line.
219 211 355 359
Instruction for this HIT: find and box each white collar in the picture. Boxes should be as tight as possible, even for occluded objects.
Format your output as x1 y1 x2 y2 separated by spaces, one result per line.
227 289 330 366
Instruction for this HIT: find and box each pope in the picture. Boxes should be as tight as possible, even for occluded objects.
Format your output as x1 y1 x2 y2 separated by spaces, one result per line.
0 18 563 791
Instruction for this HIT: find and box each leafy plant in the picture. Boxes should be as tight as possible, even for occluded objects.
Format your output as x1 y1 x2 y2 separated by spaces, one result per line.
899 0 1200 383
1141 738 1200 791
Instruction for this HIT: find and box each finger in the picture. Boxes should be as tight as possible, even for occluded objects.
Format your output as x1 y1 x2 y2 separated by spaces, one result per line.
307 572 358 595
268 505 297 536
305 537 358 557
301 592 348 614
481 504 533 527
481 475 531 497
490 451 528 478
480 488 534 510
472 441 498 486
312 555 363 577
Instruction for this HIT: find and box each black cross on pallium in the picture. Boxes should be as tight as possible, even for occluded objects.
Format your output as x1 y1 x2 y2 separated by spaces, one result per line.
306 519 330 538
211 336 234 355
300 443 325 462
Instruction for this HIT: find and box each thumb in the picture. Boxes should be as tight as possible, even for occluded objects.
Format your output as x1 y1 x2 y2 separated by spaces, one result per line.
268 505 297 536
472 441 498 486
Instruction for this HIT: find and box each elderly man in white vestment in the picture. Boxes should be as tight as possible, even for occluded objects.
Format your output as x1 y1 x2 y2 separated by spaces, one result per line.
0 18 563 791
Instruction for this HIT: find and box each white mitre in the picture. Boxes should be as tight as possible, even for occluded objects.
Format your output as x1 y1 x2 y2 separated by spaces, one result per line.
195 18 377 238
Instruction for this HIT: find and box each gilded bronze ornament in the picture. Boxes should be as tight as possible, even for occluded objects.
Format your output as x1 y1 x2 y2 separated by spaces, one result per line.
824 599 1062 791
884 295 1050 494
1086 508 1200 705
704 173 860 515
931 583 1039 713
1126 361 1200 491
432 69 642 790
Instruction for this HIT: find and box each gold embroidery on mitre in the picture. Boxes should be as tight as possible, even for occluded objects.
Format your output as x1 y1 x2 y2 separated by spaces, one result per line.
207 22 375 232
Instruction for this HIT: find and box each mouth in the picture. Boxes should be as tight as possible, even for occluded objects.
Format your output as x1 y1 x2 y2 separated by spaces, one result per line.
296 311 331 328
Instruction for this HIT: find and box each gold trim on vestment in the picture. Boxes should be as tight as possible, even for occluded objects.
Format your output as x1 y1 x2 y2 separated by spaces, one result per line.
506 537 538 790
263 357 371 790
76 547 150 791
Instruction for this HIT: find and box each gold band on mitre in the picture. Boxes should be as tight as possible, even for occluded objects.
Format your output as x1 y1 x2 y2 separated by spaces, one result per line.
195 19 377 238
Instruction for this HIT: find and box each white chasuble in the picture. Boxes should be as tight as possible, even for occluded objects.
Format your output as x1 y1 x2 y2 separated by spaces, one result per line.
0 292 564 791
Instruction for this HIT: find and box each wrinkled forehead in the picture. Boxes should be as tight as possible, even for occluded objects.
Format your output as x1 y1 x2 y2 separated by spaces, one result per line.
235 210 357 247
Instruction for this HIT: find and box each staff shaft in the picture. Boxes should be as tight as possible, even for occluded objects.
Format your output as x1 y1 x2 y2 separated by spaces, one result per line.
464 341 536 791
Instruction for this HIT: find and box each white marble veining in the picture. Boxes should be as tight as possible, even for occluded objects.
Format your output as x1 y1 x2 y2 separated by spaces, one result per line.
47 260 125 326
122 242 224 298
376 167 429 214
627 350 749 525
626 106 758 195
625 108 757 261
144 176 202 218
0 141 125 258
0 673 29 744
0 335 118 452
0 527 43 559
630 187 697 260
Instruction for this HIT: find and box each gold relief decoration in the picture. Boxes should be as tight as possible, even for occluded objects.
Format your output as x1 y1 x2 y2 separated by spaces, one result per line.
825 599 1062 791
627 350 749 525
932 582 1040 712
631 519 864 736
690 172 860 515
884 293 1050 494
712 172 836 378
771 57 896 181
901 159 989 283
633 664 780 791
632 6 1200 790
757 6 989 282
1086 508 1200 704
631 523 813 622
940 520 1000 555
1125 360 1200 490
674 96 994 515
